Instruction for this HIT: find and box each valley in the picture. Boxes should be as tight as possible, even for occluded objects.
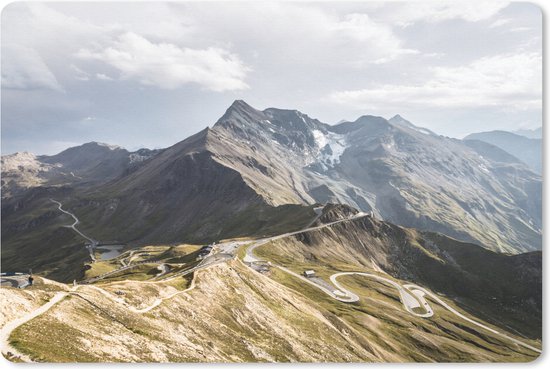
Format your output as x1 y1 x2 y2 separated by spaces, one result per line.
0 101 542 363
0 204 542 362
1 0 543 363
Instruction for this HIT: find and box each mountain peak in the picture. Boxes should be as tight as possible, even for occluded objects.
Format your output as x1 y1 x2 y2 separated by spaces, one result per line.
388 114 410 125
86 141 123 151
388 115 436 136
390 114 404 121
215 100 265 127
225 99 259 116
330 115 389 134
230 99 252 109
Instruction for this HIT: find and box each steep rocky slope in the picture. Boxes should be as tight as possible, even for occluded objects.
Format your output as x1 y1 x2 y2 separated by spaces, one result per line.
208 102 541 253
1 101 542 281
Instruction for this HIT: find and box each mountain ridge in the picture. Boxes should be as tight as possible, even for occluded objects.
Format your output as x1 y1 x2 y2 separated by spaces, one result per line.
464 130 541 174
1 100 542 281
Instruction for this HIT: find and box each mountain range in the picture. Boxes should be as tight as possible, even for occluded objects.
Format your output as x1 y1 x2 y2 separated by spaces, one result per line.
512 127 542 139
465 130 542 174
1 100 543 362
1 100 542 280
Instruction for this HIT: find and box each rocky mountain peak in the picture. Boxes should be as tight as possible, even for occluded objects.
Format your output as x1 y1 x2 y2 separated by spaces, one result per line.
86 141 124 151
330 115 390 134
215 100 266 128
263 107 326 134
388 114 436 136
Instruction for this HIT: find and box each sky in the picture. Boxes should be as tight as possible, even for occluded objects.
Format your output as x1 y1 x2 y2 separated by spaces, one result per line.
0 1 543 155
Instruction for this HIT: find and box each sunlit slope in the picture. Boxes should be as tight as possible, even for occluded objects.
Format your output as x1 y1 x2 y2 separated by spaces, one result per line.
1 259 539 363
254 207 541 340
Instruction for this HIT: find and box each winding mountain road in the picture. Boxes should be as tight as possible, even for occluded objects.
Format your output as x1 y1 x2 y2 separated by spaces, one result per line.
401 283 541 354
330 272 433 317
50 199 98 261
243 211 368 263
1 271 201 362
4 208 540 359
242 214 542 354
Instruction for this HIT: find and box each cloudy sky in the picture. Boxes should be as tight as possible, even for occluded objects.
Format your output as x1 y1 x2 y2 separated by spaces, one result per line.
1 1 542 155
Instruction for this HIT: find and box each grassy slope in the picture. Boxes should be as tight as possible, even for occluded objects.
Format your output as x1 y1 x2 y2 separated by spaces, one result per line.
253 215 541 340
6 259 539 363
1 184 315 282
253 243 539 362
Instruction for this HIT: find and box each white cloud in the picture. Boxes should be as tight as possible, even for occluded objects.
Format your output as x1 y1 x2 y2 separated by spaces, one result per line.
172 3 417 66
1 44 63 91
70 65 90 81
330 13 418 63
489 18 512 28
76 32 249 91
381 1 509 26
510 27 532 32
96 73 113 81
328 53 541 110
423 52 446 58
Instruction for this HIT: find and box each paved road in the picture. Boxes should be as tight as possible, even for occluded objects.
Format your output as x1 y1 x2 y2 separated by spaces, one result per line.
0 274 30 289
216 240 251 255
402 283 542 354
159 253 233 282
50 199 98 261
330 272 433 317
244 212 368 263
242 213 541 354
277 265 359 302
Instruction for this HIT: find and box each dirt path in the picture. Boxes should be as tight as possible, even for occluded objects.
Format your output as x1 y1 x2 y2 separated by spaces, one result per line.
0 291 68 362
1 272 200 362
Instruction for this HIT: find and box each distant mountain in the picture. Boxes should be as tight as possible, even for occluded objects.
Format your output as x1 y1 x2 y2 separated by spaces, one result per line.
210 101 541 253
462 139 524 165
1 100 542 280
513 127 542 139
388 114 437 136
1 142 161 198
464 130 541 174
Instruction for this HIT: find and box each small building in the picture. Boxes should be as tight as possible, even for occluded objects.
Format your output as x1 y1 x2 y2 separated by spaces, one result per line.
303 270 316 278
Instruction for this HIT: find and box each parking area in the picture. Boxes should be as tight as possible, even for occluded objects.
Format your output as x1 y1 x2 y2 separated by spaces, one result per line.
0 273 31 288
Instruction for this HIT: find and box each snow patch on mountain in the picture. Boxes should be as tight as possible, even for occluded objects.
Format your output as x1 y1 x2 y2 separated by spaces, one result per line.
95 142 122 150
312 130 347 169
129 153 150 164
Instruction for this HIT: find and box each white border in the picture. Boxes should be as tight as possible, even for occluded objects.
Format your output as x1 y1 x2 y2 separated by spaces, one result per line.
0 0 546 367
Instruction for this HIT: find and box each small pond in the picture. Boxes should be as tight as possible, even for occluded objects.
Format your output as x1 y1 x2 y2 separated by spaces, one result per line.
97 245 124 260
